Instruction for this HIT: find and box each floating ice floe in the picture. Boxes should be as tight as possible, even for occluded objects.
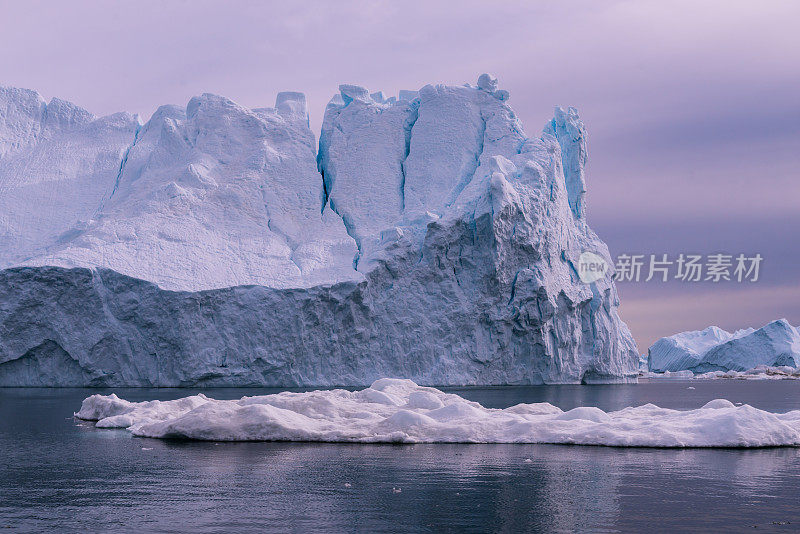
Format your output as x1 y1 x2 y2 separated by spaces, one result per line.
643 365 800 380
75 378 800 447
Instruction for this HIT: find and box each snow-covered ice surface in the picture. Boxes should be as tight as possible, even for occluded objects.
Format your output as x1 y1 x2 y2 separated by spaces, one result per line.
0 87 139 267
648 320 800 374
0 75 638 386
74 378 800 447
5 90 358 290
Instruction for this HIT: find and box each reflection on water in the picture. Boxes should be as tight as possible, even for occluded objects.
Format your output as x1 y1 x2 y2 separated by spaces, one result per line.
3 381 800 532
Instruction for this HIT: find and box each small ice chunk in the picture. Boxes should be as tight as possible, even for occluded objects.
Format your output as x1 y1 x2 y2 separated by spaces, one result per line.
339 84 371 105
494 89 510 101
477 73 498 92
275 92 308 122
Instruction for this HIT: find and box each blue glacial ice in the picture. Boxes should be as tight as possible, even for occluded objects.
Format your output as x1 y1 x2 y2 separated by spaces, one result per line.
0 76 638 386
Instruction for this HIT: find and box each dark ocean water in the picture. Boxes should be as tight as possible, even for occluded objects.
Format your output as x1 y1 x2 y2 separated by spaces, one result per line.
3 380 800 533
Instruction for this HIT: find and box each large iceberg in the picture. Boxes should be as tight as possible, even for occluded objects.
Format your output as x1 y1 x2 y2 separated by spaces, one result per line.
648 319 800 374
0 76 638 386
75 378 800 447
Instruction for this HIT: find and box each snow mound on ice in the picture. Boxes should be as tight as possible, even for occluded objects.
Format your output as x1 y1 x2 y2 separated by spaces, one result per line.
75 379 800 447
648 320 800 374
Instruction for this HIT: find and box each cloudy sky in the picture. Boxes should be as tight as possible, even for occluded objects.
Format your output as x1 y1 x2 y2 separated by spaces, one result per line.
1 0 798 349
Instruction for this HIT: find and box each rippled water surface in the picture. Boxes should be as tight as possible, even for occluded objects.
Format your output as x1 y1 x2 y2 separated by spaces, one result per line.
3 380 800 532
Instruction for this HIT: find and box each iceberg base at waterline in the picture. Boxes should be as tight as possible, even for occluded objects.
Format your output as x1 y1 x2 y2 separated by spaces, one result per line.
75 378 800 447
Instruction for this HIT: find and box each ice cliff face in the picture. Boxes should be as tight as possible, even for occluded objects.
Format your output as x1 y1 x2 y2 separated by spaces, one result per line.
0 87 139 267
648 320 800 373
0 76 638 386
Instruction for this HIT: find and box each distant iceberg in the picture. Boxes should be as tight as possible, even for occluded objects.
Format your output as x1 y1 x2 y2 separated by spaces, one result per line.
648 319 800 375
75 378 800 447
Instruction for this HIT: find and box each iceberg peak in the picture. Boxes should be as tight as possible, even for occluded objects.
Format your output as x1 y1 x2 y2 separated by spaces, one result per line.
339 84 372 105
545 106 587 220
275 91 309 125
477 73 498 92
